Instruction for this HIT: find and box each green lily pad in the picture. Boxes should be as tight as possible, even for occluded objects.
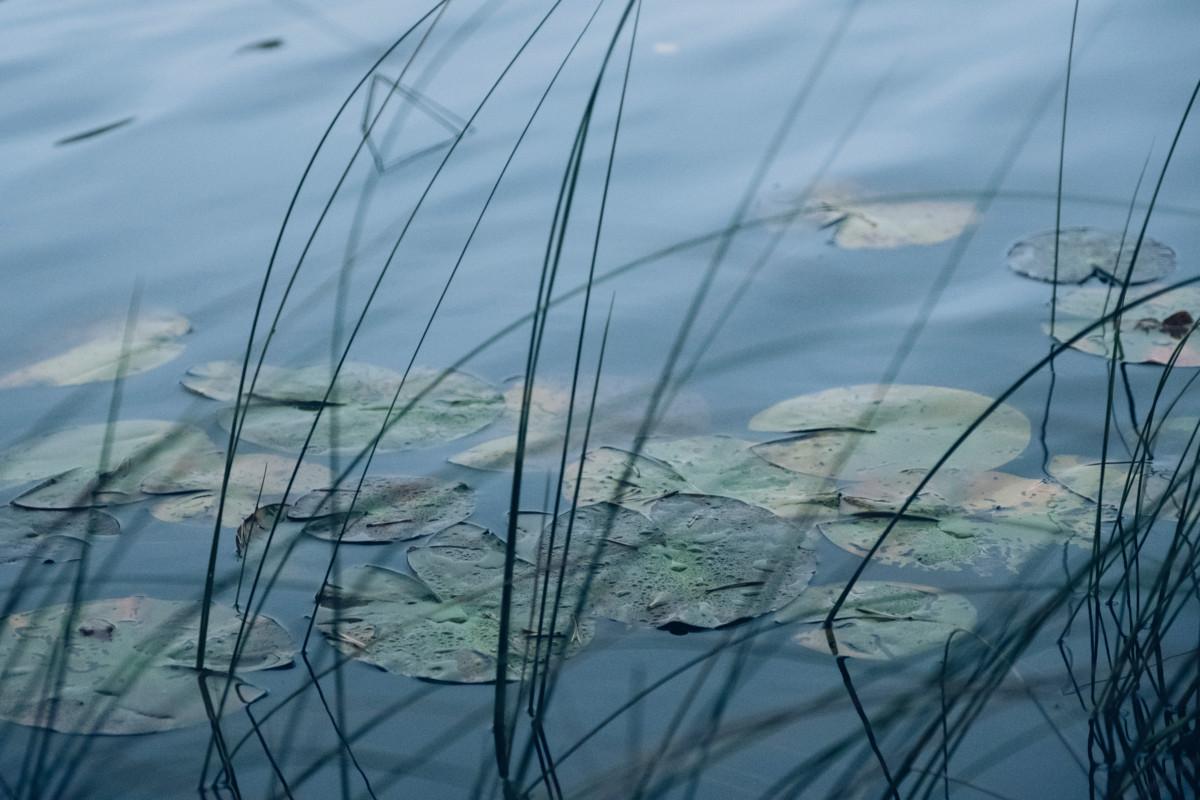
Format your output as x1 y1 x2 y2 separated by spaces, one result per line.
806 191 978 250
144 453 331 529
288 476 475 543
9 424 218 510
561 447 691 510
449 378 709 472
776 581 977 660
0 508 119 565
1048 455 1182 519
0 312 190 389
317 526 592 683
182 360 404 405
1007 228 1175 284
0 597 293 734
749 384 1030 481
1047 285 1200 367
642 436 839 519
214 367 503 455
562 496 819 629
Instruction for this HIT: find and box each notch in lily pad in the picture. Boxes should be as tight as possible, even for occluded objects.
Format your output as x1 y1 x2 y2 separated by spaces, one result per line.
805 189 978 250
289 475 475 543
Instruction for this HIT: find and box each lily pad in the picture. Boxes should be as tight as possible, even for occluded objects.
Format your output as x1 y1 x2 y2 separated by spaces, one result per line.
449 378 709 472
144 453 330 529
183 360 404 405
9 424 218 510
750 385 1030 482
562 496 819 629
0 508 119 565
1007 228 1175 285
1047 285 1200 367
561 447 691 510
288 476 474 543
0 597 293 734
317 525 592 683
776 581 977 660
806 192 977 250
1048 455 1182 519
214 367 503 455
0 312 190 389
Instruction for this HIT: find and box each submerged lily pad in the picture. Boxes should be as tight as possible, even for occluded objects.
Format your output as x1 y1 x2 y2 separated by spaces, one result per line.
1007 228 1175 285
1047 285 1200 367
806 193 977 250
317 525 591 683
8 423 218 510
750 385 1030 482
776 581 977 660
0 508 119 565
562 496 819 629
144 453 330 529
0 312 190 389
288 476 474 543
0 597 293 734
213 366 503 455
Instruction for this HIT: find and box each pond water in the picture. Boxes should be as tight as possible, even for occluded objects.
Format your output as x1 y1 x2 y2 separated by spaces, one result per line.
2 0 1200 798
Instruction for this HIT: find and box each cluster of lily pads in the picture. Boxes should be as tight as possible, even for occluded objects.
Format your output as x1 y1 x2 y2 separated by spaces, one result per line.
0 192 1192 736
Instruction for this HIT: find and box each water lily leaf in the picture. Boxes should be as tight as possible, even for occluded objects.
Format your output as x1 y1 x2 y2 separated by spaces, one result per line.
236 503 285 559
288 476 474 543
561 447 692 510
843 467 1102 537
0 597 293 734
0 508 118 565
9 424 218 510
0 312 190 389
317 527 592 683
449 378 709 472
807 194 977 249
183 360 404 405
144 453 330 529
750 385 1030 481
642 436 839 519
214 367 503 455
776 581 977 660
1007 228 1175 284
1047 285 1200 367
564 496 819 629
1048 455 1182 519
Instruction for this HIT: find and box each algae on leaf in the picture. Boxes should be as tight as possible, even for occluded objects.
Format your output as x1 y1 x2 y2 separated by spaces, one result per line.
289 475 475 543
777 581 976 660
0 597 293 734
1007 228 1175 285
0 312 190 389
750 384 1030 481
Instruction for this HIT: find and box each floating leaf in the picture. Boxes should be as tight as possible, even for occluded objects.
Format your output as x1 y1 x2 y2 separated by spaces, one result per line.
562 447 691 510
0 508 118 565
289 476 474 543
1007 228 1175 285
449 378 709 472
1048 455 1182 519
1048 285 1200 367
776 581 977 660
318 525 591 683
144 453 330 528
8 423 217 510
183 360 404 405
209 366 503 454
564 496 819 629
806 192 977 250
0 312 190 389
0 597 293 734
750 385 1030 481
236 504 285 559
642 436 839 519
